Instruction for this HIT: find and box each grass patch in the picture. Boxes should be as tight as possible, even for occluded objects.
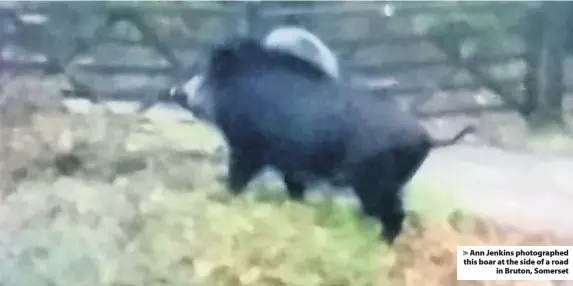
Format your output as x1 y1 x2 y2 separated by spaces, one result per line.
132 187 389 286
1 106 568 286
3 172 565 286
129 119 225 153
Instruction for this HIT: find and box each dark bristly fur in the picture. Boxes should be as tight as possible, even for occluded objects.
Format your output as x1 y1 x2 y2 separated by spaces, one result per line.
174 36 475 244
204 37 333 83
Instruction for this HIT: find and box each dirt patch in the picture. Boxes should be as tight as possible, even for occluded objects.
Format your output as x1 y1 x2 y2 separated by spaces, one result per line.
389 212 571 286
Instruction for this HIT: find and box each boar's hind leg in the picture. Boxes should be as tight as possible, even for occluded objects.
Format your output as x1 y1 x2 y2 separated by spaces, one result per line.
351 144 429 245
282 173 308 201
372 144 430 244
227 149 265 195
353 180 405 244
350 151 405 245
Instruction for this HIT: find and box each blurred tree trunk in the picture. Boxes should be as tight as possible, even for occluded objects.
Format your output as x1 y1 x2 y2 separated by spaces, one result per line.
526 2 568 130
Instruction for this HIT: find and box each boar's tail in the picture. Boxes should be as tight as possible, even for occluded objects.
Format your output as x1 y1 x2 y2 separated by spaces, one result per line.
430 125 476 148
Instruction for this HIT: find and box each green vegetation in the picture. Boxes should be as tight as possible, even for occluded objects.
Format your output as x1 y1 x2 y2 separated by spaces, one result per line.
0 112 463 286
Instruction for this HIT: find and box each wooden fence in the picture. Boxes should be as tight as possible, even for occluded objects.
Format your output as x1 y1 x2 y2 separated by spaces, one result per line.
0 1 557 118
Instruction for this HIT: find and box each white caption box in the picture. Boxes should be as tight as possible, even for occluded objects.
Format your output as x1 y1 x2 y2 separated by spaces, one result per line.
457 246 573 280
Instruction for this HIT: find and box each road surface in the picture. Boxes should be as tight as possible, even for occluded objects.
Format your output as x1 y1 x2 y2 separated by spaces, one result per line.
420 145 573 240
